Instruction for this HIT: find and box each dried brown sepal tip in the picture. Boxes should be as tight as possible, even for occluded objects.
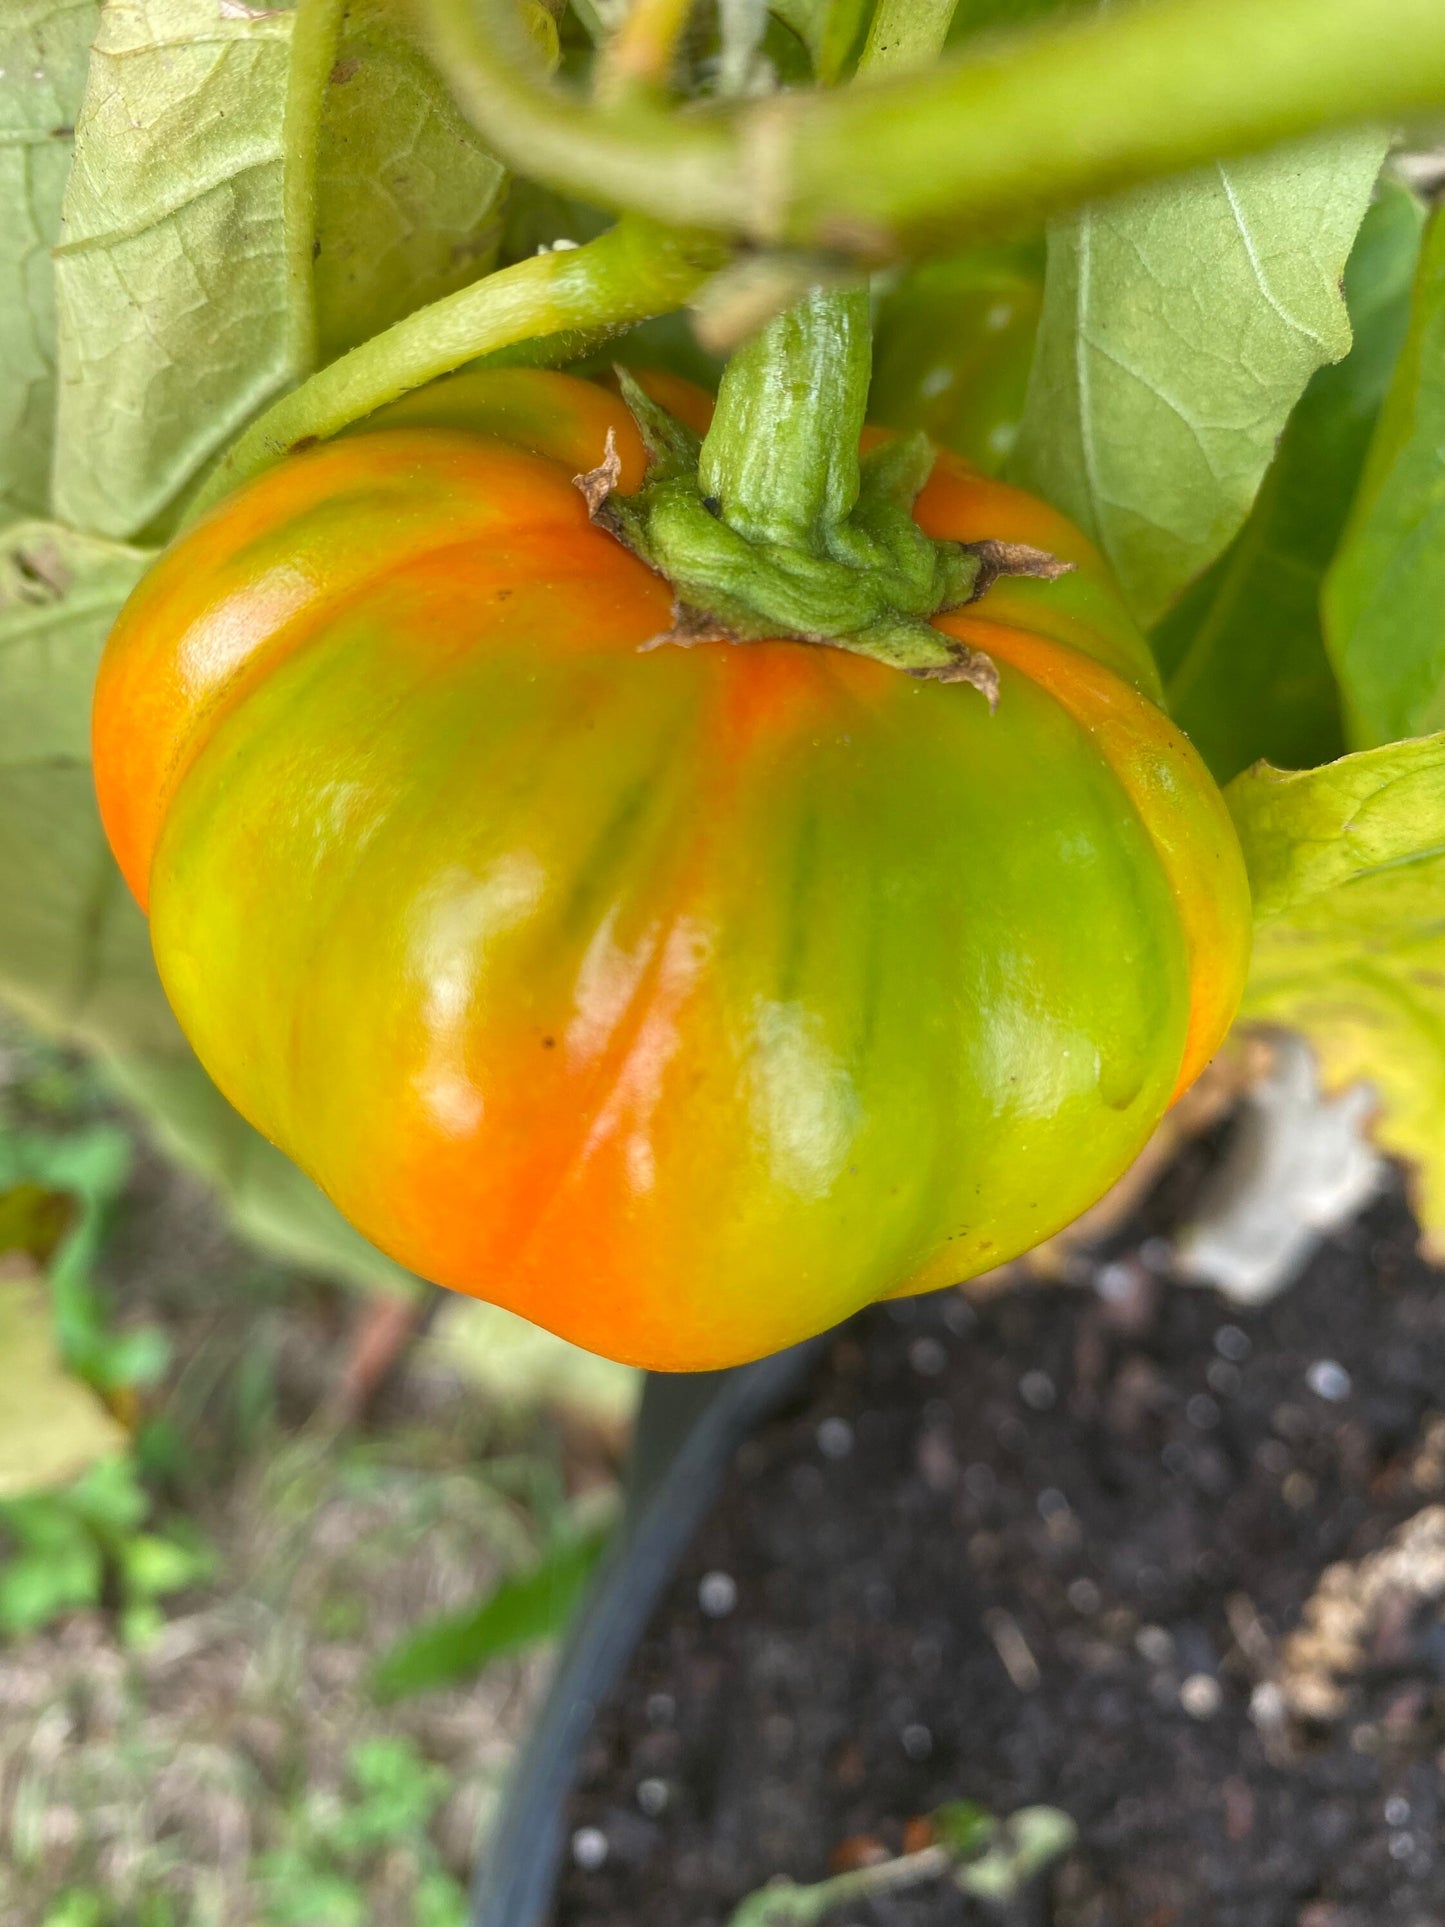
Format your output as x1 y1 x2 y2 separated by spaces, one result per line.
965 539 1074 601
639 601 737 653
909 642 1001 709
573 429 622 520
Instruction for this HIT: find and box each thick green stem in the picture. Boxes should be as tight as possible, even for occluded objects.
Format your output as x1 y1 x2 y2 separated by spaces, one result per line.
423 0 1445 258
858 0 958 76
185 218 726 520
699 286 871 544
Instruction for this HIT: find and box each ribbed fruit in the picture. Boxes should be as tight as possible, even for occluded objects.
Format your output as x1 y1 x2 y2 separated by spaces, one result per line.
93 369 1250 1370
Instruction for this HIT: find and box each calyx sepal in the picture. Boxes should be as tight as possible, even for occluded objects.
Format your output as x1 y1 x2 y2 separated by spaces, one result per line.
575 368 1070 696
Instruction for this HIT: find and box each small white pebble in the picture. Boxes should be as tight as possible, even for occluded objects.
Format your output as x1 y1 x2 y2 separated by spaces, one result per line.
1136 1625 1174 1667
1095 1261 1135 1303
816 1416 854 1461
1067 1577 1101 1615
1306 1358 1352 1402
910 1336 947 1377
901 1722 933 1760
1020 1369 1057 1411
1385 1795 1411 1827
1390 1832 1416 1861
637 1778 669 1818
1214 1325 1251 1362
698 1570 738 1618
1180 1673 1222 1719
1037 1487 1070 1520
571 1826 608 1870
1250 1681 1286 1728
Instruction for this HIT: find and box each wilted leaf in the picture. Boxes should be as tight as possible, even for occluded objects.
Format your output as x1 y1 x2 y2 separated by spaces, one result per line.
371 1526 610 1701
1012 131 1385 627
1325 204 1445 747
1229 737 1445 1250
0 1265 125 1499
0 520 414 1296
313 0 507 362
1154 180 1425 782
0 0 98 520
52 0 297 537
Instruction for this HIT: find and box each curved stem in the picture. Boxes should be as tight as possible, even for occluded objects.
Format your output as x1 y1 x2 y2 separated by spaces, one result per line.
186 219 727 519
858 0 958 77
280 0 348 379
595 0 696 101
424 0 1445 256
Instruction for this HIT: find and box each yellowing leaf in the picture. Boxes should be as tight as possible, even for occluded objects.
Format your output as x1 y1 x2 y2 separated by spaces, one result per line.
1229 737 1445 1250
0 1263 126 1498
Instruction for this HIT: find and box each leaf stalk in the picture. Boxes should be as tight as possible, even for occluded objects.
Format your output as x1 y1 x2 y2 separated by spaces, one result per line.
422 0 1445 259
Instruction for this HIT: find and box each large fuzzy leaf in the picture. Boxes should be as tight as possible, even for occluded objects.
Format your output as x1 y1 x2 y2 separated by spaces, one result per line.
0 0 99 520
1229 737 1445 1251
1012 131 1385 628
1324 205 1445 748
51 0 298 538
312 0 507 362
1153 181 1425 783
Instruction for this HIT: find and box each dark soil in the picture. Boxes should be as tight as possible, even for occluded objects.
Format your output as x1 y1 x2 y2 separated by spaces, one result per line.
553 1172 1445 1927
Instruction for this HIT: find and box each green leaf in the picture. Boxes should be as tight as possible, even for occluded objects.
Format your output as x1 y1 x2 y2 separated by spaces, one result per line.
957 1806 1077 1902
333 1737 449 1848
51 0 298 538
1153 179 1426 782
371 1526 610 1701
67 1451 149 1532
312 0 506 363
1324 203 1445 747
117 1527 212 1600
1229 737 1445 1249
769 0 869 81
1011 130 1385 627
932 1801 996 1858
0 520 415 1296
0 1 99 521
0 1272 125 1501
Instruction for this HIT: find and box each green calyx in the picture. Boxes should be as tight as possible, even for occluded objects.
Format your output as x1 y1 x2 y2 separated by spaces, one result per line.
580 288 1065 690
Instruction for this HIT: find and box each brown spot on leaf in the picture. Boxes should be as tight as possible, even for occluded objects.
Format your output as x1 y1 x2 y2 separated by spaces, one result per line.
329 55 362 84
8 539 71 605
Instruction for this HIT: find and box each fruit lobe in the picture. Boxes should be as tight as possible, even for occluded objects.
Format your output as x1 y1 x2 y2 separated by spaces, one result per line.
93 368 1250 1369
